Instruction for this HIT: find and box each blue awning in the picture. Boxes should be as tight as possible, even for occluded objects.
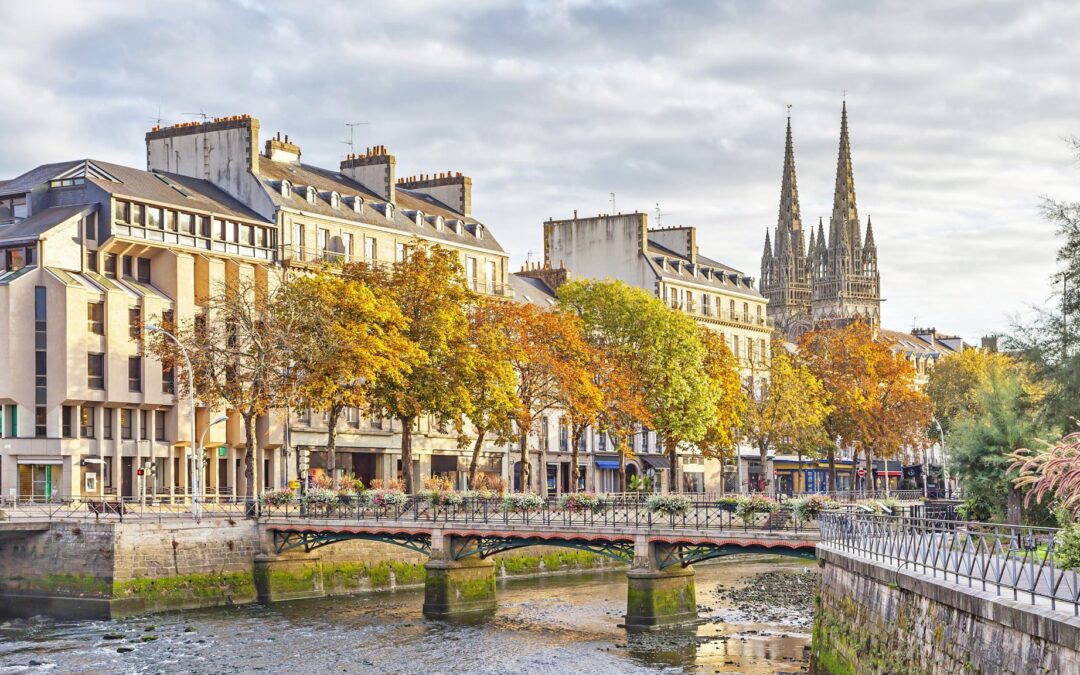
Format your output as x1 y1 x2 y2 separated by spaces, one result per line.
596 461 620 470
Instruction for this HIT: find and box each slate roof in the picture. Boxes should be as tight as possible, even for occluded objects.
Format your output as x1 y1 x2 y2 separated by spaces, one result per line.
0 203 94 244
509 273 557 307
256 156 505 254
645 241 762 298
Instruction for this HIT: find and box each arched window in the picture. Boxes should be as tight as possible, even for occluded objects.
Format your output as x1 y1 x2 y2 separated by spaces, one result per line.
280 180 291 198
330 192 340 209
352 197 363 214
306 186 316 205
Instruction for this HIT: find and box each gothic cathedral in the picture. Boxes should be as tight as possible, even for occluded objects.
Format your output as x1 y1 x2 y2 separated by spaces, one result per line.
760 102 881 339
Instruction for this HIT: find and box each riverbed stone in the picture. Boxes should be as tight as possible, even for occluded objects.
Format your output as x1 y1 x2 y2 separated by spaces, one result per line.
624 564 698 630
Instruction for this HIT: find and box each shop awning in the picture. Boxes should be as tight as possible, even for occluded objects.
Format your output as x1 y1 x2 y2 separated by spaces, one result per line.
639 454 671 470
594 454 621 470
17 457 63 465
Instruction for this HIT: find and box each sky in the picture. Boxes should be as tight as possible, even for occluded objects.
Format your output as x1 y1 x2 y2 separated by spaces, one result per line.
1 0 1077 341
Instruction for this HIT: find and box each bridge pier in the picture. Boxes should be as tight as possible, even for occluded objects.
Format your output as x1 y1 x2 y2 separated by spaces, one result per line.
422 535 497 620
624 540 698 630
253 553 326 603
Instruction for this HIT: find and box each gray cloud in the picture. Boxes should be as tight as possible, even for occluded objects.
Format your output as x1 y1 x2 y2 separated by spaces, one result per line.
0 0 1076 339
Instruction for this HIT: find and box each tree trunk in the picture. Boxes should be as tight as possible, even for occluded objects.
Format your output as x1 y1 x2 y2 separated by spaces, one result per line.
827 446 837 496
866 448 875 495
539 423 549 499
400 415 414 493
665 437 678 493
1007 484 1022 525
326 404 341 484
619 448 627 493
518 427 530 493
759 444 771 497
570 428 581 493
467 429 486 487
797 451 804 495
243 412 258 500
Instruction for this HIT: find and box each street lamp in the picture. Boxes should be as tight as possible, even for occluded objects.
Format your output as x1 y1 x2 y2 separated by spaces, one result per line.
200 415 229 506
145 323 197 519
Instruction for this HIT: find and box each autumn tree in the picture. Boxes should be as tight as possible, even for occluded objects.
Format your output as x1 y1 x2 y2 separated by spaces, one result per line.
147 274 299 500
280 269 417 481
558 279 718 491
798 319 932 493
696 327 747 492
554 337 606 492
926 348 1014 435
461 299 519 486
739 348 829 496
500 302 593 495
344 243 474 493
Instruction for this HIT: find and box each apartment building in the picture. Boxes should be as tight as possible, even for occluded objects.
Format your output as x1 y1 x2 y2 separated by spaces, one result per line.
0 115 513 500
541 213 772 492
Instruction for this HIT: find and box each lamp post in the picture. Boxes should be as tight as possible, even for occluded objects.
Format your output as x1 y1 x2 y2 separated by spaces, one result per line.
145 324 198 519
200 415 228 505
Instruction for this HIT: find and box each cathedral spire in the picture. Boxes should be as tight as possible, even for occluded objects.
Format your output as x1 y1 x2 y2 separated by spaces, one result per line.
763 228 773 258
816 216 826 250
775 111 802 253
864 216 875 248
829 100 860 255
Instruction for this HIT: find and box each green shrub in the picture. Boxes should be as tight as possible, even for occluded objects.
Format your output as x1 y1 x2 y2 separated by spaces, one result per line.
1054 523 1080 571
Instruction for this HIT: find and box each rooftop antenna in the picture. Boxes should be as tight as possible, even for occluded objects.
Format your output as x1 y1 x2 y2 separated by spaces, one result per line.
149 104 169 127
182 111 211 122
525 250 536 266
342 122 370 154
655 202 670 226
610 192 616 214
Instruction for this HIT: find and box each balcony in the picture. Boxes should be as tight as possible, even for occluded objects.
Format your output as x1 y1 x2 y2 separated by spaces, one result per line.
466 277 514 298
112 222 276 262
676 303 773 331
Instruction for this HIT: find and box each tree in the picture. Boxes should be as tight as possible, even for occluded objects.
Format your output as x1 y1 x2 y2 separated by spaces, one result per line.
554 337 606 493
280 269 417 482
461 299 519 486
147 275 298 500
344 243 474 493
951 362 1048 523
696 328 747 493
557 279 718 492
798 319 932 493
739 348 829 497
500 303 593 495
926 348 1013 435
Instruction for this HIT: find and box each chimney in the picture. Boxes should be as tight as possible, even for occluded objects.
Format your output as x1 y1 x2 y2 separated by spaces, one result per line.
517 263 568 292
396 171 472 218
340 145 396 202
264 131 301 164
145 114 261 193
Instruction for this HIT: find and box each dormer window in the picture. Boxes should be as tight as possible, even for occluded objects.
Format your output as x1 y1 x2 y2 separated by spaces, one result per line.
0 194 28 224
474 223 484 240
352 196 363 214
414 210 424 226
280 180 292 198
305 186 317 205
330 192 341 209
449 219 463 235
384 203 394 219
434 216 444 232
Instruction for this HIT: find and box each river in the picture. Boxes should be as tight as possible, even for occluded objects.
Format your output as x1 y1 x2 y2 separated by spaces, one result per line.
0 556 815 674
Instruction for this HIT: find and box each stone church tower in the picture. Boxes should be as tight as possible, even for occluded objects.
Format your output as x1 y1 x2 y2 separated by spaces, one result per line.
761 102 880 338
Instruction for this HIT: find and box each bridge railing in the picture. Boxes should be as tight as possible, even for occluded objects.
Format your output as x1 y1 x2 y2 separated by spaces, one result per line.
0 497 253 523
262 496 841 535
820 512 1080 615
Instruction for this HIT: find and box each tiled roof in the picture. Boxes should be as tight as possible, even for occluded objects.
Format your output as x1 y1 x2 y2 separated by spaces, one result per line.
256 156 505 254
646 245 762 298
0 204 95 244
509 273 557 307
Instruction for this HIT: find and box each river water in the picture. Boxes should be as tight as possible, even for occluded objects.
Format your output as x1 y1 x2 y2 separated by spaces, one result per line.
0 556 814 674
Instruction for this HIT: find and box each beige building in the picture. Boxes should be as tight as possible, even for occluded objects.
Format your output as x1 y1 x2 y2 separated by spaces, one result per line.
0 115 512 500
541 212 772 492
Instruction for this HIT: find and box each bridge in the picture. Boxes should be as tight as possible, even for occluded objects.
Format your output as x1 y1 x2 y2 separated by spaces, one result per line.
257 498 820 629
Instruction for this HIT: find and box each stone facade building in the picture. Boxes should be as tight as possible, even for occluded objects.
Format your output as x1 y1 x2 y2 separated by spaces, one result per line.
761 103 880 338
0 114 512 500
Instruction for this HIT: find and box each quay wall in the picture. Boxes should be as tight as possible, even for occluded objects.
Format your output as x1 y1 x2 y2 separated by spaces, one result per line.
811 544 1080 674
0 519 618 618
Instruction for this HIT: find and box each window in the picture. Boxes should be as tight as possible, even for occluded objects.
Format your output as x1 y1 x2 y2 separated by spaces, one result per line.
215 219 226 240
742 302 749 322
80 406 95 439
162 365 175 394
62 406 74 438
128 357 142 392
129 307 141 340
103 253 117 278
115 201 130 223
122 255 132 278
293 223 304 256
87 252 98 273
199 216 211 237
179 212 194 234
35 406 47 438
342 233 353 262
466 257 477 289
166 210 177 232
729 299 735 320
281 180 291 198
345 407 360 428
318 228 329 255
131 203 143 226
0 194 28 223
330 192 340 209
88 353 105 389
103 408 113 439
395 242 406 263
485 261 497 293
84 213 97 241
137 258 151 283
140 410 149 440
732 338 740 360
155 410 166 441
87 301 104 335
146 207 162 229
306 187 316 204
701 293 708 315
364 236 376 261
239 223 253 245
559 418 569 452
120 408 132 440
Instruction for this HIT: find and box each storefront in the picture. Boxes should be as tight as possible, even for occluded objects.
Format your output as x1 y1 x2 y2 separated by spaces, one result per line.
17 458 62 501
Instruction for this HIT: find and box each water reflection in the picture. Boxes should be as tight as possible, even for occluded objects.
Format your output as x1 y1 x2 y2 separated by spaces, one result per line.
0 555 811 674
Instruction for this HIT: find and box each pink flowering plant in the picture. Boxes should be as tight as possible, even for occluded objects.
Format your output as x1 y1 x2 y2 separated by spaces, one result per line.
559 492 604 514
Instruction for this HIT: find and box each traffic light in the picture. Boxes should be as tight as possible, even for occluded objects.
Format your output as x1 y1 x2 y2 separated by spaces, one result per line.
137 468 145 476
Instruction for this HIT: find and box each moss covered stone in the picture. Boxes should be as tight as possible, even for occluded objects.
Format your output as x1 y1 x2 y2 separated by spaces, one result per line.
422 558 497 619
624 565 697 630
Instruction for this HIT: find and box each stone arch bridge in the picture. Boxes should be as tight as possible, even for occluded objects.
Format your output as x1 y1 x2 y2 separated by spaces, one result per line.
259 513 817 630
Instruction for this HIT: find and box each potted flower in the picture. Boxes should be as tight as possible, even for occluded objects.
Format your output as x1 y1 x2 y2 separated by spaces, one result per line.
560 492 604 514
735 494 780 522
261 488 296 509
645 494 692 517
302 487 339 511
503 492 545 513
360 488 408 510
788 495 840 521
717 496 740 512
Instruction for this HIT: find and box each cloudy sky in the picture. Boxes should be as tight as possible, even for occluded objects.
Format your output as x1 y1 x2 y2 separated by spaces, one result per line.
2 0 1076 340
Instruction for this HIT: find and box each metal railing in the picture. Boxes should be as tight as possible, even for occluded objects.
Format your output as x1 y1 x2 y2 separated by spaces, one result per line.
820 512 1080 614
262 496 832 535
0 497 254 523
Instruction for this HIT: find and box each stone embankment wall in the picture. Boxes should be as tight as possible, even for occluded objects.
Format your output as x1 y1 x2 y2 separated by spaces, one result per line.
0 519 618 618
811 546 1080 674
